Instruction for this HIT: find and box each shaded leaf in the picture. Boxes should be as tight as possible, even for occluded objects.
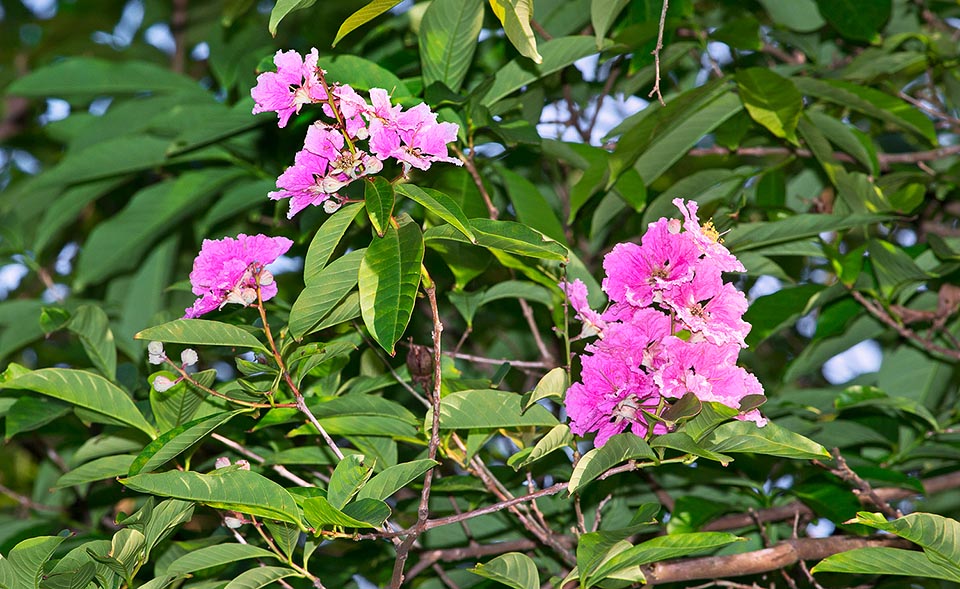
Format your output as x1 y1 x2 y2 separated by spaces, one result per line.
433 389 559 430
357 459 437 501
568 434 656 494
129 410 251 476
470 553 539 589
420 0 484 92
704 420 830 459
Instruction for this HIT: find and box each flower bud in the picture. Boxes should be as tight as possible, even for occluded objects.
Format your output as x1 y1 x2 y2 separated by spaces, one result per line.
152 375 176 392
214 456 231 469
147 341 165 365
181 349 199 366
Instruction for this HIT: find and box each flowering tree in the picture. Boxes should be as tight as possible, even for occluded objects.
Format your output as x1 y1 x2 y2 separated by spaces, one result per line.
1 1 960 589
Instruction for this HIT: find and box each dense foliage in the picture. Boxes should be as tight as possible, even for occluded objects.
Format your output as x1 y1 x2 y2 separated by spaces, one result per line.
2 1 960 588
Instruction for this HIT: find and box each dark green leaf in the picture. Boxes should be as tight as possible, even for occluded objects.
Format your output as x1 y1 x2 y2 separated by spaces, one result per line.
364 177 395 237
303 202 365 284
736 68 802 143
434 389 559 430
816 0 891 41
420 0 484 92
568 434 657 494
470 553 539 589
136 319 266 351
129 410 251 476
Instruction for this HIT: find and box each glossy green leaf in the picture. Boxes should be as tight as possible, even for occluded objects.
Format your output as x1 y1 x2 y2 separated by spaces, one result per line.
724 213 894 252
650 432 733 464
150 368 215 433
704 420 830 459
268 0 316 35
223 566 300 589
812 547 960 582
129 410 250 476
756 0 824 32
433 389 559 430
489 0 542 64
793 77 936 144
396 184 475 242
851 512 960 569
317 55 410 96
327 454 374 509
816 0 891 41
357 459 437 501
121 469 303 527
470 552 539 589
420 0 484 92
332 0 404 46
54 455 136 489
512 424 573 470
302 496 389 529
481 36 607 105
65 305 117 380
136 319 265 351
1 368 154 438
736 68 802 143
165 544 279 576
523 367 568 411
498 166 566 243
425 219 567 260
568 434 656 494
6 58 203 96
303 202 364 284
290 249 365 339
0 535 69 589
591 0 630 47
364 177 395 237
589 532 742 586
75 169 244 288
358 216 424 355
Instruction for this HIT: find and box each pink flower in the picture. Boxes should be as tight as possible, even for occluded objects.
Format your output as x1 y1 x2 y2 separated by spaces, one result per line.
327 85 369 139
184 234 293 319
394 104 461 171
269 148 333 218
559 279 606 334
602 219 699 307
664 269 751 347
672 198 745 273
251 49 327 128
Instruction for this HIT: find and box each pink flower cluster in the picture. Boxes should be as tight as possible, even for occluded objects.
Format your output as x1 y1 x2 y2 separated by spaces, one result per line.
562 199 765 447
184 234 292 319
251 48 461 218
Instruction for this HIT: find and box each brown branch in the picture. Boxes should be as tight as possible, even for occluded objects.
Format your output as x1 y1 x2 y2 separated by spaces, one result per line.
171 0 188 74
649 0 670 105
849 290 960 362
640 537 911 586
816 448 901 519
390 283 445 588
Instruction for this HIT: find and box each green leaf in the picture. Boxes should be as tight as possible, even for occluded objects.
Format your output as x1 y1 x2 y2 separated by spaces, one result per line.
650 433 733 464
805 111 879 175
356 459 437 501
332 0 404 46
0 535 68 589
303 202 365 284
317 55 410 97
724 213 894 252
364 177 395 237
470 552 539 589
290 249 365 340
358 216 424 355
744 284 825 347
164 544 279 576
54 455 136 489
420 0 484 92
136 319 266 351
302 496 389 529
425 219 567 260
836 386 940 432
523 367 568 411
704 420 830 459
433 389 559 429
66 305 117 381
489 0 542 64
736 68 802 143
591 0 630 48
396 184 476 242
812 547 960 582
4 396 70 440
327 454 374 509
568 434 657 494
6 58 203 97
498 166 566 243
75 169 244 288
268 0 317 35
850 512 960 569
129 410 250 476
223 566 300 589
481 36 607 106
1 368 154 438
587 532 742 587
511 424 573 470
449 280 553 327
151 368 215 432
867 239 930 298
120 469 303 527
756 0 824 33
816 0 890 42
793 77 936 144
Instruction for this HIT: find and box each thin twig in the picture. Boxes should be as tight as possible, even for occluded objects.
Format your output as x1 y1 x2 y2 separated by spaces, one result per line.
816 448 902 519
451 144 498 220
211 433 315 487
850 290 960 361
518 298 555 366
649 0 670 106
170 0 188 73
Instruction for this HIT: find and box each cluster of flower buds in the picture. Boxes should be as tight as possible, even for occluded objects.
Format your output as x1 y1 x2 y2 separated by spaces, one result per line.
147 341 199 391
251 48 461 218
562 199 765 447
